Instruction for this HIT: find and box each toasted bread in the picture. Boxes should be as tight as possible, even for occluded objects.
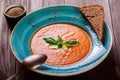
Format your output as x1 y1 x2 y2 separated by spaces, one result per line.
80 5 104 41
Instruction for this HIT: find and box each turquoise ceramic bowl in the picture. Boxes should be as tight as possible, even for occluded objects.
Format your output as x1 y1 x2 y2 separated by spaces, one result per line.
10 5 112 76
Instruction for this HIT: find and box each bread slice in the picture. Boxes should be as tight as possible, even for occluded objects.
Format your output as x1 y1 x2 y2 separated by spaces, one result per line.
80 5 104 41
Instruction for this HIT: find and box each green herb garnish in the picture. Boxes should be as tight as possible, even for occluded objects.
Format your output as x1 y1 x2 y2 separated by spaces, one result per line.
63 41 79 47
43 37 57 45
43 36 79 49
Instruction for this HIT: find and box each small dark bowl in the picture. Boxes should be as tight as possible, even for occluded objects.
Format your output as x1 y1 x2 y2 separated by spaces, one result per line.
4 4 26 28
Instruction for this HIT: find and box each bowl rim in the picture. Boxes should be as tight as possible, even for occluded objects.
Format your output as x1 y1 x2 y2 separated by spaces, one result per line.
10 5 113 76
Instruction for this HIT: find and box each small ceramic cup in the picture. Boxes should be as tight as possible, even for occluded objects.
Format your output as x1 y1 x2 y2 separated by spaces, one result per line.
4 4 26 28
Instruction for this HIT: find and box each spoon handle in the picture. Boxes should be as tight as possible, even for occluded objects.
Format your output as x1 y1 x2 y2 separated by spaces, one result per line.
6 67 24 80
6 73 18 80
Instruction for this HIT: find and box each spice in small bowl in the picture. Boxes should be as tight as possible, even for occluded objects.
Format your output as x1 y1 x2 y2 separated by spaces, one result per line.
4 4 26 28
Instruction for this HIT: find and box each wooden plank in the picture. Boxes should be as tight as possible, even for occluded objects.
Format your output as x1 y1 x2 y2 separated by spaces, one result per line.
0 0 16 80
42 0 65 7
31 0 43 11
109 0 120 76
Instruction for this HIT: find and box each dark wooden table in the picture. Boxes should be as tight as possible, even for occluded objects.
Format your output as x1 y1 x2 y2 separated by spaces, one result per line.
0 0 120 80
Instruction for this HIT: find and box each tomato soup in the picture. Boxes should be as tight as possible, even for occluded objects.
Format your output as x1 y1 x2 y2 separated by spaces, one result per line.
30 23 91 66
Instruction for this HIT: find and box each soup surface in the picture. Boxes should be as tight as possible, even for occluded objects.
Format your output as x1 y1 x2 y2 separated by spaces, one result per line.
30 23 91 66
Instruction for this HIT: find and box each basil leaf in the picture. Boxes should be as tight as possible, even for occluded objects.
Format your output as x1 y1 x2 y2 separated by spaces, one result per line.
56 36 63 48
43 37 57 45
43 36 79 49
63 41 79 47
57 35 62 43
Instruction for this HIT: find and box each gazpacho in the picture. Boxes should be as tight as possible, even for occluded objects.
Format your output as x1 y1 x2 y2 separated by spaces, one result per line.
30 23 91 66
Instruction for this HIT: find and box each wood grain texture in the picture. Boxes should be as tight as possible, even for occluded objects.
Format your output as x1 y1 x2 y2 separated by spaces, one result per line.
42 0 65 7
0 0 16 80
0 0 120 80
109 0 120 76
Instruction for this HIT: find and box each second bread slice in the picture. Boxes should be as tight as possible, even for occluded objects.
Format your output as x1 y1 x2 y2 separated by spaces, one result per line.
80 5 104 41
